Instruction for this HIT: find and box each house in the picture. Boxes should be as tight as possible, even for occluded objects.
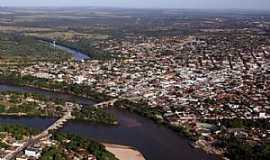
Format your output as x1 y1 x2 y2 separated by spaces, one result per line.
24 147 42 159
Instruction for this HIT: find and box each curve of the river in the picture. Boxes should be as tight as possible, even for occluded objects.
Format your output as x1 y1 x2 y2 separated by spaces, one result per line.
0 44 216 160
54 43 90 61
0 84 216 160
41 40 90 61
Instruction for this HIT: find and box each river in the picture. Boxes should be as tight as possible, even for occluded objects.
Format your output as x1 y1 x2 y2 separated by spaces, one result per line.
54 43 90 61
0 43 216 160
0 84 216 160
41 40 90 61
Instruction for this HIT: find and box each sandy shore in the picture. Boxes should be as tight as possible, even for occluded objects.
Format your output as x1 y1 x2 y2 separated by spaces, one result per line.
103 143 145 160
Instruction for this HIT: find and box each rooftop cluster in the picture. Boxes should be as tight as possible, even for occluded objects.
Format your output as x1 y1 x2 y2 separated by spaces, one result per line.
19 29 270 156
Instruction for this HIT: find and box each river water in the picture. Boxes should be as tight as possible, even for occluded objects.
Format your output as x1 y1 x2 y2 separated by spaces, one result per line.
54 43 90 61
0 84 216 160
41 40 89 61
0 44 216 160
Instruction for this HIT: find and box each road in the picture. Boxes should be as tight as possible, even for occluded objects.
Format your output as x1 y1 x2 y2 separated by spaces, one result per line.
2 109 73 160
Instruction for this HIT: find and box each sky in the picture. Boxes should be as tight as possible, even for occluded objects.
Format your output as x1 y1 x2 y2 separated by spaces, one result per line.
1 0 270 10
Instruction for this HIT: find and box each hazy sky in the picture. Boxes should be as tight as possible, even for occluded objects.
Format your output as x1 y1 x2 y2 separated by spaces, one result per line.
1 0 270 10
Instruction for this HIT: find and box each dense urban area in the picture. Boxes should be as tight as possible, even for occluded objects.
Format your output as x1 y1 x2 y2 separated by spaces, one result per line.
0 6 270 160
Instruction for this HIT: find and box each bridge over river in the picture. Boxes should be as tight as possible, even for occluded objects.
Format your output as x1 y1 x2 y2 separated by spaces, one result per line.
2 109 73 160
2 97 121 160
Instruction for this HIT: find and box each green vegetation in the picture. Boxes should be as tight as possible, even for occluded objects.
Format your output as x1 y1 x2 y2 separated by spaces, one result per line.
57 39 116 60
52 132 119 160
204 119 270 130
0 91 66 118
0 91 65 105
0 32 70 61
114 99 198 140
40 146 67 160
115 99 163 122
73 107 118 125
0 72 111 102
0 72 197 140
0 123 117 160
0 124 38 140
169 124 198 141
0 140 8 149
203 97 217 105
0 90 116 125
223 135 270 160
8 102 36 113
6 102 44 115
0 104 5 113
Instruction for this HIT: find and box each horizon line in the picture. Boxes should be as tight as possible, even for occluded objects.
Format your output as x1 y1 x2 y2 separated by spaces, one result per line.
1 5 270 12
0 5 270 12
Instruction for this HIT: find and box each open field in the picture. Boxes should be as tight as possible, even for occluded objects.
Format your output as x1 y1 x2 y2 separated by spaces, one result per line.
0 32 70 61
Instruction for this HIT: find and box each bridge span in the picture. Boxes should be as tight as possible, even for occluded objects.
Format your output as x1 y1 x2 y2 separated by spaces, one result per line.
2 109 73 160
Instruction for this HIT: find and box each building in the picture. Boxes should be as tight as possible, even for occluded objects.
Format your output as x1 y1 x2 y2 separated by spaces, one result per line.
24 147 42 159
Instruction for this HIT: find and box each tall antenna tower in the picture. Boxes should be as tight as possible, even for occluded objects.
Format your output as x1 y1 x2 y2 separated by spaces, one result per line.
53 40 56 50
53 40 56 57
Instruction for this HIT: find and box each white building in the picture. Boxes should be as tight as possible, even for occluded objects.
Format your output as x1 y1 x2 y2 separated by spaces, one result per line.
74 75 86 84
259 112 267 119
24 147 42 159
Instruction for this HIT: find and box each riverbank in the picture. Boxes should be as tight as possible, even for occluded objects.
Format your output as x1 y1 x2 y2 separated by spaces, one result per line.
103 143 145 160
0 77 216 159
0 72 112 102
0 91 118 125
0 73 196 139
0 123 119 160
0 89 216 160
114 99 198 140
38 38 115 60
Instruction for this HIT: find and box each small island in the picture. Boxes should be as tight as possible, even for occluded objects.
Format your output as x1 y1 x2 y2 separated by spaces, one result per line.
0 91 118 125
73 107 118 125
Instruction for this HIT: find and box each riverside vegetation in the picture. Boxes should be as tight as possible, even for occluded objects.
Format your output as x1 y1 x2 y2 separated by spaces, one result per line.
0 72 196 139
0 91 118 125
0 72 111 102
73 107 118 125
44 132 119 160
0 72 195 137
0 33 70 62
0 124 119 160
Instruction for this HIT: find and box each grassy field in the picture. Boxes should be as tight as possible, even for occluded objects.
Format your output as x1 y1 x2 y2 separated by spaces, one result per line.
0 32 71 61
